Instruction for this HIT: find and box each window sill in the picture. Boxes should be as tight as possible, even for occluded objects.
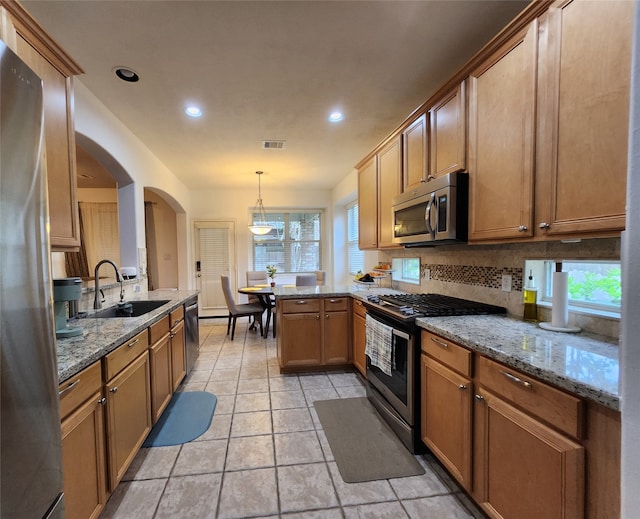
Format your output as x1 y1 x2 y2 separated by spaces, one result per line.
537 300 620 321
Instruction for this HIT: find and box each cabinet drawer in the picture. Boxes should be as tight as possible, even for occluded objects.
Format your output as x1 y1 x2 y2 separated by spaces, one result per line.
170 306 184 328
353 298 366 318
476 355 584 440
59 360 102 420
281 299 321 314
104 330 149 381
421 330 472 377
149 316 170 345
324 297 348 312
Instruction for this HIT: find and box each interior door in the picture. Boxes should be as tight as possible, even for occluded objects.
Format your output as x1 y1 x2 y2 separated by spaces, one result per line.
193 220 236 317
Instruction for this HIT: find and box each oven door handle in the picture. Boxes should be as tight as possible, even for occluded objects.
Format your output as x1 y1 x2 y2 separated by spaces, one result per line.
392 328 410 341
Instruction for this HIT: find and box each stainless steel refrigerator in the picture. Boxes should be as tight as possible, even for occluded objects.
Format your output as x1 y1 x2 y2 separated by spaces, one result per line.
1 41 65 518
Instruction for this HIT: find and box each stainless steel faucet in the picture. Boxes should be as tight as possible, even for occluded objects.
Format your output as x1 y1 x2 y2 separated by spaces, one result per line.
93 259 124 309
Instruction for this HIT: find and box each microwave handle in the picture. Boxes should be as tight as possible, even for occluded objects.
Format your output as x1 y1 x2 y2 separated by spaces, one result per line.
425 193 436 237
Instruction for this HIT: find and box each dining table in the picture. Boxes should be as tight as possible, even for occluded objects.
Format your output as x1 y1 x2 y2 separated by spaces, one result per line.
237 284 289 338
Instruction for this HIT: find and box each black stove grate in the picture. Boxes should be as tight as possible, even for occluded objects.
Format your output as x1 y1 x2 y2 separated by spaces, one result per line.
377 293 506 318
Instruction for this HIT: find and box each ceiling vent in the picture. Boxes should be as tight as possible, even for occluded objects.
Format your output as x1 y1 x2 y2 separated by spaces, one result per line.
262 140 285 150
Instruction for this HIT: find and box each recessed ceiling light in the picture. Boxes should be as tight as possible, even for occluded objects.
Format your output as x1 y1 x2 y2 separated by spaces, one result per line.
185 106 203 118
114 67 139 82
328 111 344 123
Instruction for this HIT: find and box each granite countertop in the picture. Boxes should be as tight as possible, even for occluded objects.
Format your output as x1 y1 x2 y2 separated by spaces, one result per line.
272 284 402 299
56 290 199 383
416 315 619 411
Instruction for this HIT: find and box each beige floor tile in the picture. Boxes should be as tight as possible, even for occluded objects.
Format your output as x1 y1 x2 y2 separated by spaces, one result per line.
237 377 270 394
188 370 212 383
274 431 325 465
100 479 166 519
195 413 232 441
213 394 236 414
206 378 238 395
278 463 339 513
271 389 306 409
179 381 207 392
235 391 271 412
193 359 216 371
336 385 367 398
122 445 180 480
240 366 269 379
225 434 274 470
316 429 335 462
172 439 227 476
299 373 333 389
269 376 301 392
343 502 410 518
211 368 240 381
327 372 363 387
304 387 340 404
402 495 476 518
388 461 450 499
272 408 314 433
282 509 344 518
231 410 273 437
327 462 396 506
217 468 278 519
155 473 222 519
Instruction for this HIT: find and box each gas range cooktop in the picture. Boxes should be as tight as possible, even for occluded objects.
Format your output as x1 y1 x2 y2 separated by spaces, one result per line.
365 293 507 321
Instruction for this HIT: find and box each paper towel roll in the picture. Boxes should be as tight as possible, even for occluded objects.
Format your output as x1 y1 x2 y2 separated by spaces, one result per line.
551 272 569 328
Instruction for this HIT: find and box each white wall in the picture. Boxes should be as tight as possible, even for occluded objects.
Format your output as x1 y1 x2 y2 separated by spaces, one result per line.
190 186 333 290
73 82 193 288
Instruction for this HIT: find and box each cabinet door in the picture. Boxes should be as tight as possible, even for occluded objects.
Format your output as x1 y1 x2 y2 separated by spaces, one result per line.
105 351 151 491
430 82 466 179
535 0 632 236
377 136 402 248
324 310 350 365
13 30 80 249
402 113 428 190
473 387 584 519
280 313 322 368
352 300 367 376
149 332 172 424
421 355 472 490
61 391 108 519
358 156 378 249
468 22 537 241
170 320 186 390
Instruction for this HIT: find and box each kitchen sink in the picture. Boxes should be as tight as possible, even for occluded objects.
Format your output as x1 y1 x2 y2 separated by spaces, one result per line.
89 300 171 318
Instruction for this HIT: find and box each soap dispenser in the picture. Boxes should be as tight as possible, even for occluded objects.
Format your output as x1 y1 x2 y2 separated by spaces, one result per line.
523 270 538 322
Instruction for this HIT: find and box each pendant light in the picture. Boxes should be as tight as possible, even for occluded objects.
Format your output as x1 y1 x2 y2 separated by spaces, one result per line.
248 171 273 235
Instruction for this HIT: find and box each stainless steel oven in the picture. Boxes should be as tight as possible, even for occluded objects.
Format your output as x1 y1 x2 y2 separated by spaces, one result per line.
365 308 423 453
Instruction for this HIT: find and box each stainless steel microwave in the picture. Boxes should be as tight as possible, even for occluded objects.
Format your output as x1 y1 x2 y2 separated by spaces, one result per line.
392 172 468 246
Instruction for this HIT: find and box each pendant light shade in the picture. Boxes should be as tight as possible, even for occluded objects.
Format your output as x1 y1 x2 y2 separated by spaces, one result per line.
249 171 273 235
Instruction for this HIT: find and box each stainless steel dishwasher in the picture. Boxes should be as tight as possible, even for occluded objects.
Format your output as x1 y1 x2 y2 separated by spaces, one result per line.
184 296 199 375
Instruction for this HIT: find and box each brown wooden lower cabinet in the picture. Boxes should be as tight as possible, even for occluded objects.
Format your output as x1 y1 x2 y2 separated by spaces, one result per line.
170 318 186 390
352 299 366 376
473 386 584 519
149 330 172 424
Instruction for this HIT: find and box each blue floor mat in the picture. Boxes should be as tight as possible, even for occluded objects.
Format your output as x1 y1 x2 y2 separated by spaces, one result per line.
143 391 217 447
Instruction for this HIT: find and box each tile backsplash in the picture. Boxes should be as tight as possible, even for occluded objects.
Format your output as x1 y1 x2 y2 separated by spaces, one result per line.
380 237 620 339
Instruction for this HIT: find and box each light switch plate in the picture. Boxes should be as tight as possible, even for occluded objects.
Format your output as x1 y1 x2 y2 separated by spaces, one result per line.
501 274 512 292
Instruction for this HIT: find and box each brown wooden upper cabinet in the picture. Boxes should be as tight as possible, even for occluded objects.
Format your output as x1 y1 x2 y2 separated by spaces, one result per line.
377 136 402 249
469 0 632 243
468 22 537 242
357 156 378 250
1 2 83 250
429 82 466 179
534 0 632 237
402 112 428 190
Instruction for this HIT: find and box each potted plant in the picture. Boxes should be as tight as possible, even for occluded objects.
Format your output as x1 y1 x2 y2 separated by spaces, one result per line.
266 265 277 286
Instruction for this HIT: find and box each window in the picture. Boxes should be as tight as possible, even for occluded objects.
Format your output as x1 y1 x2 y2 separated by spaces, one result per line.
526 259 621 315
347 202 364 275
252 210 322 273
392 257 420 285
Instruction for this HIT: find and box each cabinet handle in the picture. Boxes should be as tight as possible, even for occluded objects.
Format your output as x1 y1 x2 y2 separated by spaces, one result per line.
431 337 449 349
459 384 467 391
98 397 106 405
170 332 176 338
328 299 338 303
315 315 320 320
518 225 528 232
500 370 533 389
475 394 484 402
172 318 183 327
110 387 118 393
539 222 551 230
427 175 435 181
58 379 80 397
296 300 308 305
325 314 330 319
127 338 139 348
355 300 363 307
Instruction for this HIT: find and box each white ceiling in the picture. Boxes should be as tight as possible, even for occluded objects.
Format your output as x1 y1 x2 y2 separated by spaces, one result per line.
22 0 529 192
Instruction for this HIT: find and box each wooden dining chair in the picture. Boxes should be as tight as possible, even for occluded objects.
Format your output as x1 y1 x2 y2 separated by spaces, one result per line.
246 270 268 329
295 274 317 286
220 275 264 340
